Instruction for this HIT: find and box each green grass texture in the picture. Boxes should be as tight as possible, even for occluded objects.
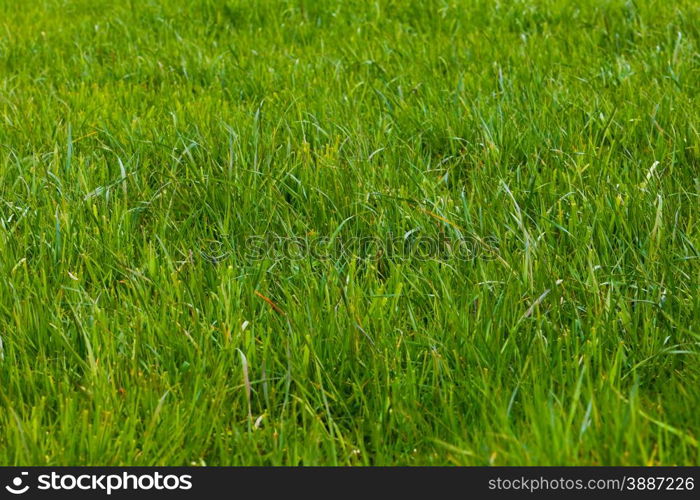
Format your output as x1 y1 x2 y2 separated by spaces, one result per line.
0 0 699 465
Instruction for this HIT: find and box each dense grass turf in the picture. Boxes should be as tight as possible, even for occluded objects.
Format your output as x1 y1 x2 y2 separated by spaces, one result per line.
0 0 699 465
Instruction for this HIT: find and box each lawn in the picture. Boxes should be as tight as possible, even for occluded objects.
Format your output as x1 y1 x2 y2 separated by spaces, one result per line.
0 0 698 465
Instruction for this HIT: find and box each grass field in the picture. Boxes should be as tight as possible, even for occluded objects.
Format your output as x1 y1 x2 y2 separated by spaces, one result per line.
0 0 699 466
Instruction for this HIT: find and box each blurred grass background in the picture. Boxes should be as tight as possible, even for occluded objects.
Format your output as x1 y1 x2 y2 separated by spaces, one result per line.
0 0 698 464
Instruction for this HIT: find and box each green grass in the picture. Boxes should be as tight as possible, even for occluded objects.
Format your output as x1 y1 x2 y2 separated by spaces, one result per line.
1 0 699 466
